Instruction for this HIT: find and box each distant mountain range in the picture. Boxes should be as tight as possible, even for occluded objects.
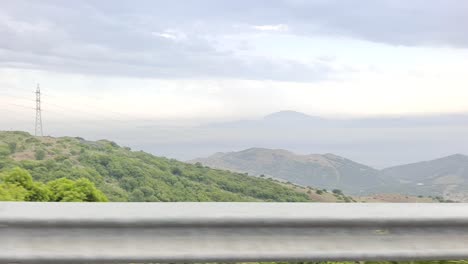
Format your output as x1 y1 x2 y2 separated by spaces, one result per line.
191 148 468 200
207 110 468 129
191 148 381 194
379 154 468 201
180 110 468 168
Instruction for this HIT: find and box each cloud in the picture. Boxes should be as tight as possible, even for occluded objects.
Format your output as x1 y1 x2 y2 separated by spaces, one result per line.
0 1 335 81
0 0 467 81
286 0 468 48
152 32 178 40
252 24 289 32
151 29 187 41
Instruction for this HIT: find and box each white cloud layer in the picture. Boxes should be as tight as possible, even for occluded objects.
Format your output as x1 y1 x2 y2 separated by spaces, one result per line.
1 0 468 122
252 24 289 31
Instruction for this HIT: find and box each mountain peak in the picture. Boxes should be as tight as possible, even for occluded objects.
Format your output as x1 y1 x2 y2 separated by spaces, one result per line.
442 153 468 161
263 111 320 121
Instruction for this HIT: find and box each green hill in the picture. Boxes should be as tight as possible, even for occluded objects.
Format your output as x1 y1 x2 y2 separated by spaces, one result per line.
0 131 310 202
379 154 468 200
191 148 382 194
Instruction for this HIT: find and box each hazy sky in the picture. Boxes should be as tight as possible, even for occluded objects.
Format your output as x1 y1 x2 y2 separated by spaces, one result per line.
1 0 468 124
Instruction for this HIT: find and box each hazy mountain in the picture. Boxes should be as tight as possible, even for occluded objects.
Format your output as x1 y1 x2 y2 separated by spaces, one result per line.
181 111 468 168
31 110 468 169
191 148 383 194
263 111 324 123
380 154 468 200
206 110 468 129
193 148 468 200
206 110 326 129
382 154 468 183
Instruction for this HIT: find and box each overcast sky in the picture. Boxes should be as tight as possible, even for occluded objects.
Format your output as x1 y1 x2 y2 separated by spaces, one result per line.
1 0 468 123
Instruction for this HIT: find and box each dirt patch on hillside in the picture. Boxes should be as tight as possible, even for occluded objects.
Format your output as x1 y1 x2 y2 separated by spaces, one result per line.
12 151 36 161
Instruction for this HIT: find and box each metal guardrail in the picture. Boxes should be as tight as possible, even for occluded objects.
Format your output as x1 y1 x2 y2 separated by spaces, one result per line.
2 202 468 263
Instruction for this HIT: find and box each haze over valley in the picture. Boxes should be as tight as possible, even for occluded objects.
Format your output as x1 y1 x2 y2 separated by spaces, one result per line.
5 110 467 170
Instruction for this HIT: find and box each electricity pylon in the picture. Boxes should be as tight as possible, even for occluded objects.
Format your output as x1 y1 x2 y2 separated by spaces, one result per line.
35 84 43 137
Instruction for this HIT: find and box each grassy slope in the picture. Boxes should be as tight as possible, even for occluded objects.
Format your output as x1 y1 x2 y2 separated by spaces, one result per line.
0 131 310 202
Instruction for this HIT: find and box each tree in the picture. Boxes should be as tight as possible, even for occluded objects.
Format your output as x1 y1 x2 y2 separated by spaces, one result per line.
1 168 50 201
8 142 17 153
47 178 108 202
0 145 10 156
35 149 46 160
27 182 51 201
0 183 28 201
129 189 144 202
332 189 343 195
3 167 34 189
0 167 108 202
171 167 183 176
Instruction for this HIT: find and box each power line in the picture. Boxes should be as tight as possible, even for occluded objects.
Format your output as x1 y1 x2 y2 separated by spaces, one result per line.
1 100 124 122
1 87 145 123
35 84 43 137
0 101 35 110
0 92 36 102
1 86 139 120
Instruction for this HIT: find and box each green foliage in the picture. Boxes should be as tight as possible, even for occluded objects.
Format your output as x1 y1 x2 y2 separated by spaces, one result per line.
129 189 145 202
0 144 10 157
3 167 34 189
47 178 108 202
0 183 28 201
332 189 343 195
171 166 183 176
316 190 324 195
433 196 455 203
0 131 311 202
35 149 46 160
8 142 17 153
27 182 51 201
0 167 107 202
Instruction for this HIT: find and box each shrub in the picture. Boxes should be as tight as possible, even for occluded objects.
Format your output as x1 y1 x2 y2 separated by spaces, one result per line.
35 149 46 160
0 168 107 202
332 189 343 195
0 145 10 156
8 142 17 153
171 167 183 176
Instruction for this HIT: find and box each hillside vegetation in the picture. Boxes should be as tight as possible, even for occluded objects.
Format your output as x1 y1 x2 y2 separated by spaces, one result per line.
0 167 107 202
192 147 468 200
0 131 310 202
191 148 383 194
